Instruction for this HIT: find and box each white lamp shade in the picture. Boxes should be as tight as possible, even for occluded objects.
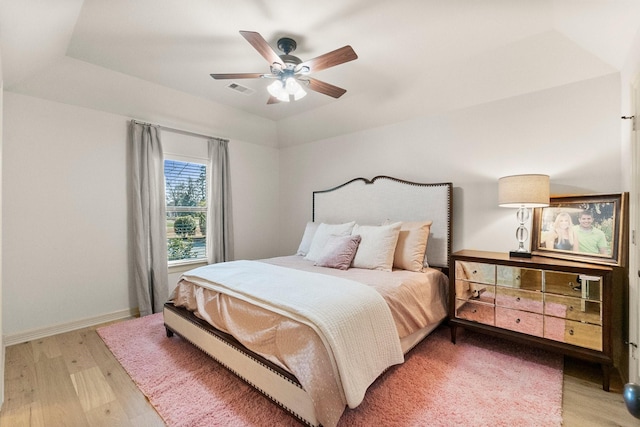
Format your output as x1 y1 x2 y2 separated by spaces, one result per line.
498 174 550 208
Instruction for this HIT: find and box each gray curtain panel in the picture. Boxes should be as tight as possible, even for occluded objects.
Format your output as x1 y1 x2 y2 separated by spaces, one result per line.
207 138 233 263
130 121 169 316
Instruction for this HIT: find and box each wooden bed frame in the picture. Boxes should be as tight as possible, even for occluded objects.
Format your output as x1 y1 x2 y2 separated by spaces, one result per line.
163 176 453 426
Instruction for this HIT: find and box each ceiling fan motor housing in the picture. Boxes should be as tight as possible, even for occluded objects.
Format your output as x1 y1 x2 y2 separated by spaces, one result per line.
277 37 297 54
277 38 302 69
280 54 302 67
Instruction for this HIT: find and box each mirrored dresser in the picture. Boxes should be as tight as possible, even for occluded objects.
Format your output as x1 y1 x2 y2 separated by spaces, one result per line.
450 249 624 391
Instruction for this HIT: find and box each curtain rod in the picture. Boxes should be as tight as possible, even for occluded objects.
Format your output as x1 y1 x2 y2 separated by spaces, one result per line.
131 119 228 142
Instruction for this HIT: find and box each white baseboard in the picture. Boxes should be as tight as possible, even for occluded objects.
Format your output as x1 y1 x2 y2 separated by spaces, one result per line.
3 308 139 347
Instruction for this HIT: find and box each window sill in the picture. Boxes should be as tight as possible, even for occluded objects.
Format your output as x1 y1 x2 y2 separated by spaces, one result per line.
168 259 207 273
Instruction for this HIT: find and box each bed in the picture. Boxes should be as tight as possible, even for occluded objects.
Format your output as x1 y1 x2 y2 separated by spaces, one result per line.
163 175 453 426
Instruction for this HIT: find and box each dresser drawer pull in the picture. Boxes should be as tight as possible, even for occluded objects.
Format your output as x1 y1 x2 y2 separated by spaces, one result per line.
569 329 574 336
569 306 574 311
516 297 521 302
515 318 521 324
569 282 582 292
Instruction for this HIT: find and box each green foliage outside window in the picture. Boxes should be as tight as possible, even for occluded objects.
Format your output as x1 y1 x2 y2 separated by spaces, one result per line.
168 238 195 261
174 216 197 237
197 212 206 236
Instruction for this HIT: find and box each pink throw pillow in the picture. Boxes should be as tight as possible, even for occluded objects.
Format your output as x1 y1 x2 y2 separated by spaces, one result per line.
314 235 362 270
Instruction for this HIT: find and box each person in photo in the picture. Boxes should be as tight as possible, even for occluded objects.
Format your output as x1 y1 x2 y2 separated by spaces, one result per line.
573 210 609 255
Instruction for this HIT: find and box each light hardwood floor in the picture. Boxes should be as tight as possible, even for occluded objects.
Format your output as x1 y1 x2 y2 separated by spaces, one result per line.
0 321 639 426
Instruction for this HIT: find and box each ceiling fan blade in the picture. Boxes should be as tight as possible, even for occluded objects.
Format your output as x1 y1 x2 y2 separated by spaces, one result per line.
239 30 284 66
305 77 347 99
299 45 358 73
210 72 265 80
266 96 280 105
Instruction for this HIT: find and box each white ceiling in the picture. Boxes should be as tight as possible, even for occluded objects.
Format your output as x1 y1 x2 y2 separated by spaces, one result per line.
2 0 640 144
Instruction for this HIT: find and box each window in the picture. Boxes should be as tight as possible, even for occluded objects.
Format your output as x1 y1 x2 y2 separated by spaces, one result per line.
164 158 208 263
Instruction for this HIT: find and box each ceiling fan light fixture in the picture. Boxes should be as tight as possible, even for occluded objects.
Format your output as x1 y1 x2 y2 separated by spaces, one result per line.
285 77 306 100
267 80 290 102
293 87 307 101
267 77 306 102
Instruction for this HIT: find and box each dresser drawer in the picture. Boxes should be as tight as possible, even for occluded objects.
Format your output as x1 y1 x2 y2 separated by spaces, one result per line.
544 271 602 300
495 287 543 314
455 280 495 304
495 307 543 337
544 316 602 351
544 294 601 325
497 266 542 291
455 300 494 326
455 261 495 284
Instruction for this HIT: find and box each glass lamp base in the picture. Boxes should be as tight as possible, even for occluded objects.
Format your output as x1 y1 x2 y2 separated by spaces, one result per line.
510 206 532 258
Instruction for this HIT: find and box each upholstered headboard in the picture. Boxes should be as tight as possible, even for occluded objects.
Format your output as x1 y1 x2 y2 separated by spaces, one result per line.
312 176 453 269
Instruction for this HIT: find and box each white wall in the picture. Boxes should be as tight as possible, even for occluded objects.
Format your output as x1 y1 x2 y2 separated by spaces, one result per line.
2 92 280 338
620 22 640 191
3 93 130 337
278 74 622 256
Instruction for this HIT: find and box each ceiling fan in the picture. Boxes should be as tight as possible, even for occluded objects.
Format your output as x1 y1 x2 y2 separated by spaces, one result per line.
210 30 358 104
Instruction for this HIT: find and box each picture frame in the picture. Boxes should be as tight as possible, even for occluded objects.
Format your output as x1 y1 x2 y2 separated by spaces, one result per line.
531 193 628 266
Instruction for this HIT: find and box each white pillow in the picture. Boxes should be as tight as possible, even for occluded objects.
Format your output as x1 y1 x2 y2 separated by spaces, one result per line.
305 221 356 262
351 222 402 271
393 221 432 271
296 221 319 256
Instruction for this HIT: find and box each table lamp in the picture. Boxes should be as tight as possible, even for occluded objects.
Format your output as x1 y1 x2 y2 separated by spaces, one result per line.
498 174 550 258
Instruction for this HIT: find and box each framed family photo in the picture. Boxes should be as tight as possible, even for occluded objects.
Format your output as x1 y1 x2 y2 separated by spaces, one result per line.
531 193 628 266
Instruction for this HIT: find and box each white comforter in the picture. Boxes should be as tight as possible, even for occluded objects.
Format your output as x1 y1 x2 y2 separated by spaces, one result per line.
181 260 404 408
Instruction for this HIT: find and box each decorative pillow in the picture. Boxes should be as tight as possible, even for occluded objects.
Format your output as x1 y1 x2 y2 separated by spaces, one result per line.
393 221 433 271
351 222 402 271
315 235 362 270
296 221 319 256
305 221 356 262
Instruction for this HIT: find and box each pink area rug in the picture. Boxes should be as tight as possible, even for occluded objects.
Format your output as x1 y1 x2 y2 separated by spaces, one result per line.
98 313 563 426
